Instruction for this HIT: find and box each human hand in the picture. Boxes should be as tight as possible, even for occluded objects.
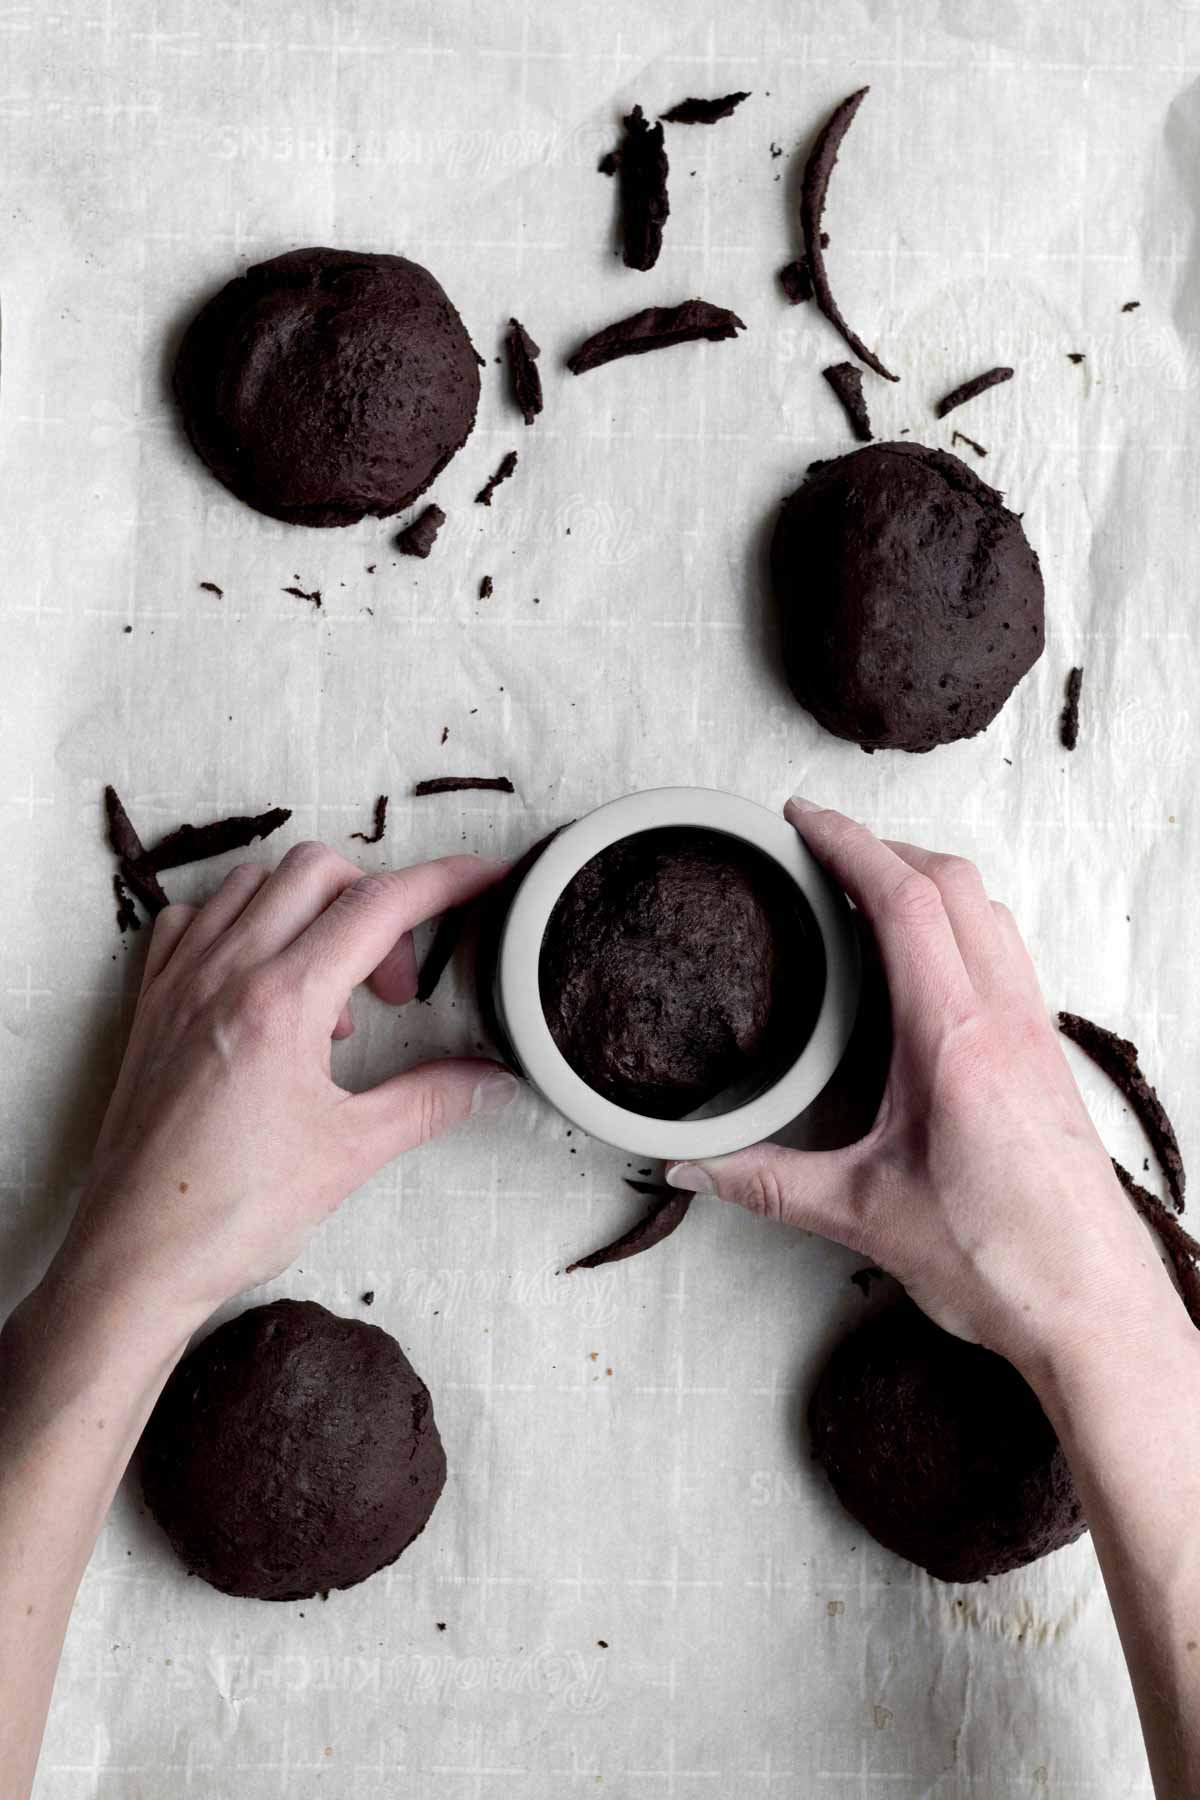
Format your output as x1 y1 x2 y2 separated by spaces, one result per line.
54 843 517 1336
666 798 1176 1373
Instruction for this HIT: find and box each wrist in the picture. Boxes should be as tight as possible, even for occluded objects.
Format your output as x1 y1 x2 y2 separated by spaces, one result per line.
1016 1275 1199 1436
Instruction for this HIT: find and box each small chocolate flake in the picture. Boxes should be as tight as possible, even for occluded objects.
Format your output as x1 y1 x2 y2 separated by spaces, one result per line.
440 725 449 745
659 91 751 125
113 873 140 934
951 429 988 458
779 257 813 304
933 366 1013 419
475 451 518 506
396 504 446 558
567 300 745 375
505 318 543 425
822 362 872 441
801 88 898 381
1121 300 1140 313
103 785 170 916
350 795 388 844
1060 667 1084 752
282 585 322 609
413 776 515 797
361 1290 375 1307
597 149 619 176
1067 352 1086 364
198 581 223 597
479 574 494 599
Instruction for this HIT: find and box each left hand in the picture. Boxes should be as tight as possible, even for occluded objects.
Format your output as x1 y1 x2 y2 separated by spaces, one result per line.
56 842 517 1335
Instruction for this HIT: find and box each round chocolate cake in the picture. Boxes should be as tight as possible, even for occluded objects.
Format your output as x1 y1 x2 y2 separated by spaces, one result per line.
174 247 480 526
140 1300 446 1601
538 826 821 1119
771 442 1044 752
808 1301 1085 1582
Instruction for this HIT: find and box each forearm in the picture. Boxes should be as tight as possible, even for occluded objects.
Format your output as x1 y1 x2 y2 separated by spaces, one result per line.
0 1265 196 1798
1025 1289 1200 1800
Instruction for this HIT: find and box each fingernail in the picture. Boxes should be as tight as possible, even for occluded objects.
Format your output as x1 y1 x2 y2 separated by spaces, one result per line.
787 793 821 814
471 1071 520 1116
665 1162 714 1195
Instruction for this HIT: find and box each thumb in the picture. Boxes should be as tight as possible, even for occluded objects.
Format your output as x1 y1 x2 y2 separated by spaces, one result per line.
343 1058 519 1181
665 1141 864 1243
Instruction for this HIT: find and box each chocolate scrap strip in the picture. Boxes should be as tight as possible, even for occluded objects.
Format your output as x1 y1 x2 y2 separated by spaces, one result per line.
1058 1011 1186 1212
198 581 223 597
138 807 292 875
1060 666 1084 752
506 319 543 425
934 366 1013 419
951 429 987 458
397 505 446 558
567 300 746 375
800 87 898 382
1113 1160 1200 1331
475 451 518 506
659 92 750 125
565 1183 693 1272
616 104 669 271
282 585 322 608
350 795 388 844
414 776 514 797
822 362 872 441
1121 300 1140 313
104 785 169 917
416 906 467 1004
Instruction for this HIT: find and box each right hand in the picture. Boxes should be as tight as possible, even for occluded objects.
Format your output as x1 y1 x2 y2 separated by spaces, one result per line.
666 797 1178 1375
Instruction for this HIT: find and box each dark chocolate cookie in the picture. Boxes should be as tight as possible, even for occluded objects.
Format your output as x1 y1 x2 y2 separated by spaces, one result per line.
538 826 821 1119
809 1301 1085 1582
174 248 480 527
140 1300 446 1600
771 442 1043 752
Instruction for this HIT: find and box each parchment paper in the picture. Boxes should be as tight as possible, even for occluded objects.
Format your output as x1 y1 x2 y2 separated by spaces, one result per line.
3 0 1199 1792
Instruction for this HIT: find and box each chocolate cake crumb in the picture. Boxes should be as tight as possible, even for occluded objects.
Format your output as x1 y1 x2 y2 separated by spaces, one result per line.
567 300 745 375
282 585 322 609
769 140 783 158
113 873 141 934
800 88 898 382
350 796 388 845
1060 666 1084 751
479 575 494 599
659 92 750 125
1058 1011 1186 1212
396 504 446 558
1067 352 1086 364
565 1185 692 1272
1121 300 1140 312
199 581 223 597
139 807 291 875
413 776 514 797
933 367 1013 419
822 362 872 440
951 429 988 458
779 257 813 304
440 725 449 744
361 1291 375 1307
614 104 670 271
505 318 543 425
475 451 518 506
597 149 619 176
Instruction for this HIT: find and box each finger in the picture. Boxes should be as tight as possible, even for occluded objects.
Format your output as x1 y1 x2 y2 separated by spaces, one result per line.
332 1002 355 1040
990 899 1046 1005
180 864 271 958
665 1140 869 1247
339 1058 519 1182
284 856 507 1022
139 903 198 993
784 798 971 1023
883 841 1003 988
368 930 418 1006
211 841 364 964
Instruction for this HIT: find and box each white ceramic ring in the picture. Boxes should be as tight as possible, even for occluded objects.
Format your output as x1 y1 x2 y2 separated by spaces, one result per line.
495 787 862 1160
